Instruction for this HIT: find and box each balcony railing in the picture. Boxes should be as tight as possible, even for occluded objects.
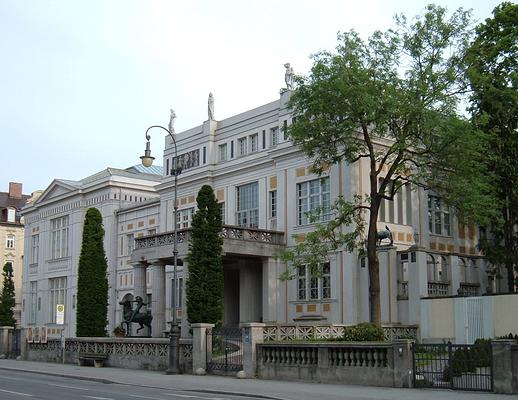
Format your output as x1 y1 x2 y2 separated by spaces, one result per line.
428 281 450 297
459 282 480 297
135 225 285 250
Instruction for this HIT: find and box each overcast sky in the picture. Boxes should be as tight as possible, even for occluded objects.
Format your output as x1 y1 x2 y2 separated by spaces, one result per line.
1 0 503 195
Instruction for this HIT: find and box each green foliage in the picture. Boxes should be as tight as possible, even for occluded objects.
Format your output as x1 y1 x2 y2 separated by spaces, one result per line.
342 323 385 342
497 333 518 340
186 185 224 325
443 340 492 381
76 208 109 337
0 262 16 327
466 2 518 292
284 5 494 324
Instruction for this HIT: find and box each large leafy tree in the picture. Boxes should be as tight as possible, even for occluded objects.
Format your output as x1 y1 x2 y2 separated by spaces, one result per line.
283 5 494 324
186 185 224 325
466 2 518 292
0 262 16 327
76 208 109 336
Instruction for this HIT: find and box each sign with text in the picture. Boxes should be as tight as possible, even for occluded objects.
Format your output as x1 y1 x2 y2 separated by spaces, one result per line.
56 304 65 325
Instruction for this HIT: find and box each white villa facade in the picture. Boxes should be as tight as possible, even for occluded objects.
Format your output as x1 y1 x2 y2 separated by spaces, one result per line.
22 88 509 341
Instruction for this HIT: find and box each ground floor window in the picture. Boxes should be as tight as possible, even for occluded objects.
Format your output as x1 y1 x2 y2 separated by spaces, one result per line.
49 277 67 323
297 263 331 300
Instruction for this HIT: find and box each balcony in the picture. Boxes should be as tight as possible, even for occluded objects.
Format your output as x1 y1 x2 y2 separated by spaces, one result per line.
132 225 285 263
427 281 450 297
459 282 480 297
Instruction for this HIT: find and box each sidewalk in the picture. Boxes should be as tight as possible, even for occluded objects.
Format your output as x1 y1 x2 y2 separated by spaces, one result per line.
0 359 510 400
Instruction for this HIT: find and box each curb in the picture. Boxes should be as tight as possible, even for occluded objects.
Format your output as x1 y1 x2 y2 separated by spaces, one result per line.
0 366 287 400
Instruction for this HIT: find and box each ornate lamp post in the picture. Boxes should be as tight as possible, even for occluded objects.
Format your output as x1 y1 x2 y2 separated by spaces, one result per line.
140 113 182 374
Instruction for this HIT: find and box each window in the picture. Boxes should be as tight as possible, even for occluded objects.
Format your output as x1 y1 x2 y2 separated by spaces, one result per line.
177 207 195 229
262 130 266 149
250 133 258 153
147 229 156 235
219 202 225 224
230 141 234 158
283 120 288 140
428 195 451 236
218 143 227 162
238 137 247 157
297 177 331 225
236 182 259 228
31 234 39 264
29 281 38 324
126 234 134 255
51 215 69 259
270 127 279 147
203 146 206 164
171 277 184 309
6 234 15 249
49 277 67 323
297 263 331 301
269 190 277 218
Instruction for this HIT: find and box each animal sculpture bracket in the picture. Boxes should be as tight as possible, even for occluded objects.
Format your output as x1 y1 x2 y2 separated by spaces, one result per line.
118 296 152 336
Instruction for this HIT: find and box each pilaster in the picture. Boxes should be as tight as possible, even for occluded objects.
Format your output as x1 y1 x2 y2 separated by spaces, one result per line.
149 259 166 338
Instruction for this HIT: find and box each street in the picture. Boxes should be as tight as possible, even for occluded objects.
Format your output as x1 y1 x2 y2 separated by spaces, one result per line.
0 370 262 400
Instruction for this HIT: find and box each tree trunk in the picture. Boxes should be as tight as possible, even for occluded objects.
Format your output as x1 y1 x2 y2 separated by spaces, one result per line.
367 210 381 325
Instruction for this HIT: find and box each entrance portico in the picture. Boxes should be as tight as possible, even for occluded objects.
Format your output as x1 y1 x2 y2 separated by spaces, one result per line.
130 225 285 337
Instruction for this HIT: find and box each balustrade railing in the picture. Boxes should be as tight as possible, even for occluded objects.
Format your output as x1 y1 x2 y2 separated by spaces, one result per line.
427 281 450 297
459 282 480 297
135 225 285 249
263 324 418 341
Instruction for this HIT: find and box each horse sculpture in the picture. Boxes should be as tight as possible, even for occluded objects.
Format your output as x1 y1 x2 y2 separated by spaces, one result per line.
119 296 152 336
377 225 393 246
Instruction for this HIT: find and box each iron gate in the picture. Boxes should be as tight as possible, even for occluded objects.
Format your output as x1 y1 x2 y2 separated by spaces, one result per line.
206 327 243 374
413 342 493 392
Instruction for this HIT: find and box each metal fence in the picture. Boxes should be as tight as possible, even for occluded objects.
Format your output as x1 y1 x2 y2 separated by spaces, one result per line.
206 327 243 374
413 342 493 392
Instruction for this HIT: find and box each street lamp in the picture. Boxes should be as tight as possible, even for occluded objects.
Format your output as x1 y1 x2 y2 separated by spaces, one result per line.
141 124 182 374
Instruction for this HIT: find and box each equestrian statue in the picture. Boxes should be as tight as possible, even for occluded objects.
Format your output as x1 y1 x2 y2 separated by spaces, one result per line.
119 296 152 336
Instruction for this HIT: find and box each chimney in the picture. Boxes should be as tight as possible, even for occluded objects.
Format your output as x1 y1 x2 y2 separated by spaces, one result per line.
9 182 22 199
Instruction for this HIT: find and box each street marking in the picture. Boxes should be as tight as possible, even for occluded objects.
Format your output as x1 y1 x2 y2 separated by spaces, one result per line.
49 383 90 391
130 395 169 400
0 388 33 397
164 394 228 400
83 397 116 400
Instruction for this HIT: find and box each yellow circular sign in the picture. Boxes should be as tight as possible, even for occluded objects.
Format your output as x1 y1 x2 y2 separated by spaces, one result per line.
57 305 64 313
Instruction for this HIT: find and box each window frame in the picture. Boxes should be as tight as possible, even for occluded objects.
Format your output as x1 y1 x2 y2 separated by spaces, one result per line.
297 263 332 301
236 182 259 228
297 177 331 225
50 215 69 259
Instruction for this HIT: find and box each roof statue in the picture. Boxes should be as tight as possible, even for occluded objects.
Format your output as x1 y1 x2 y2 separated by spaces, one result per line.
208 93 215 120
284 62 294 90
168 109 176 134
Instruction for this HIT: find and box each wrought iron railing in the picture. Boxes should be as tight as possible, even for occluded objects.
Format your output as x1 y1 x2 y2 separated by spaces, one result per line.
135 225 285 249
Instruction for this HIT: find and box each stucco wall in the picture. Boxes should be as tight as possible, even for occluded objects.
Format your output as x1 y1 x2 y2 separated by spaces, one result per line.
430 298 455 339
494 295 518 337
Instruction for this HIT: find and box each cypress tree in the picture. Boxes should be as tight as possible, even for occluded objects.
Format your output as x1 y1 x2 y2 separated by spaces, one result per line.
0 262 16 327
76 208 109 336
186 185 224 325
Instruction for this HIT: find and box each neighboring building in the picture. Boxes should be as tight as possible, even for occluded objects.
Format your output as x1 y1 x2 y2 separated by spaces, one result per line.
0 182 31 325
21 166 161 337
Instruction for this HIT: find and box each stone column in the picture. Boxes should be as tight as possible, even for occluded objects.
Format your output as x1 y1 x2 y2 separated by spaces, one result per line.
0 326 13 357
191 323 214 374
408 250 428 330
180 260 190 338
149 259 166 338
240 322 265 378
262 258 278 323
131 262 148 336
449 255 461 295
392 339 414 388
492 339 517 394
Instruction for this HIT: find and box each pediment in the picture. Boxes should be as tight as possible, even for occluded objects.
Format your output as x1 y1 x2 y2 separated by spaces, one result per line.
35 180 79 204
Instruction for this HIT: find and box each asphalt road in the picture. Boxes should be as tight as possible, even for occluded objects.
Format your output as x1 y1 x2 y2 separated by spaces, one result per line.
0 370 262 400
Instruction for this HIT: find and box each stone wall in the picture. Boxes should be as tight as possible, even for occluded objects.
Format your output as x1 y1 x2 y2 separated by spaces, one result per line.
26 338 192 372
256 340 413 388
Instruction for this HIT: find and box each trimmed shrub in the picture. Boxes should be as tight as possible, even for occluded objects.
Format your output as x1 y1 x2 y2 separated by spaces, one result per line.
342 323 385 342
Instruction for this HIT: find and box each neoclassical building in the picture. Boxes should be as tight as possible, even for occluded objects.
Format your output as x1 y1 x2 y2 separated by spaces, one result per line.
22 87 505 340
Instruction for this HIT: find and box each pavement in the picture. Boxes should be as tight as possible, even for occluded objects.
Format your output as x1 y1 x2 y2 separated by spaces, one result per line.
0 359 511 400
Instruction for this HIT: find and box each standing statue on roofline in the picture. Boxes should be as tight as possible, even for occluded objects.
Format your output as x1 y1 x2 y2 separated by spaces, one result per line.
208 93 215 120
284 62 295 90
169 109 176 134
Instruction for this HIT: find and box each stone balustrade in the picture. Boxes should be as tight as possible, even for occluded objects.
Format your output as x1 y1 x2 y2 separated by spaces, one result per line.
257 341 413 387
427 281 450 296
135 225 285 250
